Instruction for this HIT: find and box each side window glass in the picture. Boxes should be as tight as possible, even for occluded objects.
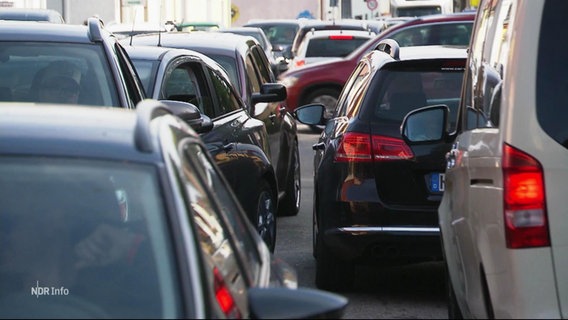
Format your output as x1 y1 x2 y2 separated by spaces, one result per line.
179 142 248 315
184 143 262 278
115 43 145 107
335 61 366 117
245 55 261 96
251 47 272 83
206 67 242 117
162 62 215 117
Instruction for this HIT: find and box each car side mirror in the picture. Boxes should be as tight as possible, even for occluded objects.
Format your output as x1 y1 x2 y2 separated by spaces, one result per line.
293 103 326 125
248 287 348 319
401 105 449 143
251 83 287 106
159 99 213 134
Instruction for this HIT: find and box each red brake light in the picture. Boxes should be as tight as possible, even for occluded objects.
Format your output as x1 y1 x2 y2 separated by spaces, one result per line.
213 267 241 318
295 59 305 68
329 35 354 40
335 132 413 162
503 143 549 248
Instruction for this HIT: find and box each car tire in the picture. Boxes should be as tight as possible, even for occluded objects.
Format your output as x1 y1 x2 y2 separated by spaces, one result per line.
314 227 354 292
278 139 301 216
255 180 277 253
304 88 339 133
447 267 463 319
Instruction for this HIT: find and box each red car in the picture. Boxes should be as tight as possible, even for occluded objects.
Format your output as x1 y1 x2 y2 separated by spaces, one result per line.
278 12 475 131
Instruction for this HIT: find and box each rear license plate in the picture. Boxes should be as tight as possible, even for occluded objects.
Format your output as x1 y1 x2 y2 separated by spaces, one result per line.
430 173 445 192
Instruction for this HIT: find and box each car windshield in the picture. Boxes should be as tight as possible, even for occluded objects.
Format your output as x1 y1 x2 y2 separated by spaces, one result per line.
0 43 120 107
0 157 180 318
304 37 371 58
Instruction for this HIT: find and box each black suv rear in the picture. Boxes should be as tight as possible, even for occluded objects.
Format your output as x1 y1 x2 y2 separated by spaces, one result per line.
295 40 467 291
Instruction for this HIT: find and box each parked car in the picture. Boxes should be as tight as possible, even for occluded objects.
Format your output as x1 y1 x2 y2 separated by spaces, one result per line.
402 1 568 318
126 32 302 220
0 18 146 109
294 40 467 292
217 26 283 76
289 19 383 61
0 7 64 23
124 44 287 252
278 12 475 132
288 29 375 71
243 19 310 67
0 100 348 319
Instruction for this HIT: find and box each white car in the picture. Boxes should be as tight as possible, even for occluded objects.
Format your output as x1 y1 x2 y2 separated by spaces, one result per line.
401 0 568 318
288 29 375 71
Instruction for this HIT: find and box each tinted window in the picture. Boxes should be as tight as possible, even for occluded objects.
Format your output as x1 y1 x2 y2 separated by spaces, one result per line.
389 22 473 47
0 42 119 107
206 66 242 116
305 37 370 58
0 158 179 318
537 0 568 148
368 63 463 130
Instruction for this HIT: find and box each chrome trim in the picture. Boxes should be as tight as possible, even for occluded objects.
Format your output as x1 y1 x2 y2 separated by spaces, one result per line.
339 226 439 233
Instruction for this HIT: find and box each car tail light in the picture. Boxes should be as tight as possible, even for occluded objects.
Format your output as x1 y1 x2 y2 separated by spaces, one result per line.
329 35 354 40
213 267 241 319
295 59 305 68
503 143 550 248
335 132 413 162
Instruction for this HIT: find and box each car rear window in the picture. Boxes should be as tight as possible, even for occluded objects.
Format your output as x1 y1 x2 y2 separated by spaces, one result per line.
366 60 464 129
305 37 371 58
537 1 568 148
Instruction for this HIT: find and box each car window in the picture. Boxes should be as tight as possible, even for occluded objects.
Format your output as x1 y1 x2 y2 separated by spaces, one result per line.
250 47 273 83
304 37 370 58
389 22 473 47
0 42 119 107
114 43 146 108
184 143 263 282
537 0 568 149
204 65 242 117
371 68 463 129
0 157 180 318
180 142 249 316
207 54 240 92
245 55 261 99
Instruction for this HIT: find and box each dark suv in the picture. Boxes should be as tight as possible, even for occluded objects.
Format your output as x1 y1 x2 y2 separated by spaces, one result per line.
295 40 467 292
0 18 146 108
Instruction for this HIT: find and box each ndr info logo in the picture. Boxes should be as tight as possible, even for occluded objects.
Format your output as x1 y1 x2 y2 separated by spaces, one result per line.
31 281 70 298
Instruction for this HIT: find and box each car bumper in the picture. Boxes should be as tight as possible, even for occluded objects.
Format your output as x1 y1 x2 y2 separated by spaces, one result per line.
322 225 442 263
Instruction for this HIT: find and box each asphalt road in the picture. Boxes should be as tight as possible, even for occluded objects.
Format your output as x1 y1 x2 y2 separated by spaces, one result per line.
274 124 448 319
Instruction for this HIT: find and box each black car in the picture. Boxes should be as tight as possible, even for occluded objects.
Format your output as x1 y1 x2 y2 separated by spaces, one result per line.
125 32 302 219
124 45 282 252
294 40 467 292
0 101 348 319
0 18 146 109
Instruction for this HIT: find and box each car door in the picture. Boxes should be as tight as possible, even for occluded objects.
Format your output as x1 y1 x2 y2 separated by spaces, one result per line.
245 45 292 184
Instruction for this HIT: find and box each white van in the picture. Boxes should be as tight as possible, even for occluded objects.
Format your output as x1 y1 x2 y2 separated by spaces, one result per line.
401 0 568 318
389 0 453 17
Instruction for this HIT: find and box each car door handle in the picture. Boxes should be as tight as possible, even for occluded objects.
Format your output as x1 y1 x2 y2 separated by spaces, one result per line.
312 142 325 151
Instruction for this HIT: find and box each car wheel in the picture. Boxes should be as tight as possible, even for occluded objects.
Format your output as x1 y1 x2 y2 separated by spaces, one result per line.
314 229 354 292
278 139 301 216
305 88 339 133
447 267 463 319
256 180 277 253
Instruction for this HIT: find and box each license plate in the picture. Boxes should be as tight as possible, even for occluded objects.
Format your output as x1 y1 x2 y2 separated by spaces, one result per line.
430 173 445 192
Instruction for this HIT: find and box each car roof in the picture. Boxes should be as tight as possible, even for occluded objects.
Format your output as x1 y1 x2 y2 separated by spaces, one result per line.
129 31 256 57
302 29 375 39
0 103 166 163
0 20 108 43
0 8 64 23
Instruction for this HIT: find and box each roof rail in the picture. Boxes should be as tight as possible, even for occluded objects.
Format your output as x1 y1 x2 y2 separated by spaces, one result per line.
134 99 173 153
375 39 400 60
87 16 104 42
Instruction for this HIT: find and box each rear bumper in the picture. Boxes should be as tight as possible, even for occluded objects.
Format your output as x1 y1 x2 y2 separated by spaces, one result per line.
323 225 442 263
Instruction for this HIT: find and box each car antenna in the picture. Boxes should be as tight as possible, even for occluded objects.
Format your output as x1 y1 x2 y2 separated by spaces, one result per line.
128 6 139 46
